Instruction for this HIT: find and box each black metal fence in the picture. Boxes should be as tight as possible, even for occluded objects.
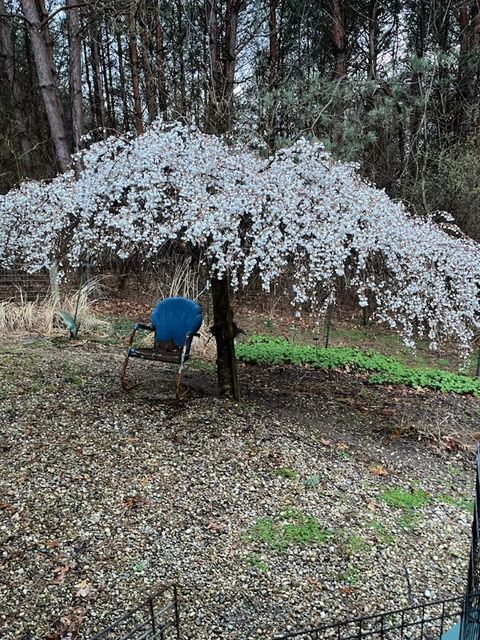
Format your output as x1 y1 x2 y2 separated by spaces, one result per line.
274 594 468 640
89 586 180 640
459 446 480 640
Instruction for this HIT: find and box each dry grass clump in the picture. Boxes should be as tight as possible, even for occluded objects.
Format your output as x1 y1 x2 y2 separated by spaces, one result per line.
0 282 109 337
190 326 216 360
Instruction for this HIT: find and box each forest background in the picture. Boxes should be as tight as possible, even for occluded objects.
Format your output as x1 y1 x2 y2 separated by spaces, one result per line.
1 0 480 247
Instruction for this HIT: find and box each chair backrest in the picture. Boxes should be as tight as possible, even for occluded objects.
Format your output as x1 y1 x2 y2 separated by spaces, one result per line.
150 297 203 348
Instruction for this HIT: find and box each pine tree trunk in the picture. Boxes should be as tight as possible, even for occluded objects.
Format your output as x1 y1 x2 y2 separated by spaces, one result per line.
176 0 187 116
267 0 279 151
331 0 347 79
140 17 158 123
0 0 32 174
205 0 220 132
105 23 117 129
116 30 130 130
21 0 71 173
211 276 240 400
128 12 144 135
367 0 379 80
89 21 106 132
67 0 83 152
155 10 167 114
220 0 241 132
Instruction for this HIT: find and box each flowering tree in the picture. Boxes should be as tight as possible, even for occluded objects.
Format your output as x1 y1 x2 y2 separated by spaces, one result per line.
1 120 480 398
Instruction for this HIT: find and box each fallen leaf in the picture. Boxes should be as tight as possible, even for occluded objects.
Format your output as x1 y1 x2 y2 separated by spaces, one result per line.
339 586 353 594
380 408 396 417
123 496 138 509
366 501 376 511
319 438 332 447
75 579 94 598
369 465 388 476
0 501 16 513
53 563 73 584
45 540 59 548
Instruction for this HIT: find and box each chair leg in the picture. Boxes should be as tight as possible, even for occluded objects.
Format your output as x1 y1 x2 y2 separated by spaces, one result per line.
120 352 130 390
175 370 180 399
175 343 190 399
120 352 141 392
175 361 190 399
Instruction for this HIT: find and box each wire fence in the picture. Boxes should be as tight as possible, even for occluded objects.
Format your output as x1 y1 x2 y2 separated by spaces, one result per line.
0 265 51 301
89 586 180 640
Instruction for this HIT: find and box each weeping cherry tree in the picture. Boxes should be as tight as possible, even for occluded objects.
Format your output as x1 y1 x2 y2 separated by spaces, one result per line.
2 120 480 399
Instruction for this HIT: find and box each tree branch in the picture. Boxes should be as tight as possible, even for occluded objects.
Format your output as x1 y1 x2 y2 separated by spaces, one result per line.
40 3 88 29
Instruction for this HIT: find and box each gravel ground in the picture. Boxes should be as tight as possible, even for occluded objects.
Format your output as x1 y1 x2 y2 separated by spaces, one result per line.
0 337 477 640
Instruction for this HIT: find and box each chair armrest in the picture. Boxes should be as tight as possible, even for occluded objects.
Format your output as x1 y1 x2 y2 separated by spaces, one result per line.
133 323 154 331
127 323 154 349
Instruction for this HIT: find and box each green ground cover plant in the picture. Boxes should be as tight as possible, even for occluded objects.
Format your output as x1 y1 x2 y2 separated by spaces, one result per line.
379 487 430 510
437 494 473 512
236 335 480 395
247 509 333 551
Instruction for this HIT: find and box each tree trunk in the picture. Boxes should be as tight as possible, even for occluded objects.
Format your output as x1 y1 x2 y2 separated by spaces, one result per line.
205 0 242 399
82 35 95 126
139 17 158 123
267 0 279 151
21 0 71 172
176 0 187 116
155 8 167 114
116 30 130 130
0 0 32 174
89 20 106 132
211 276 240 400
104 21 117 130
205 0 221 132
67 0 83 152
128 12 144 134
331 0 347 79
220 0 241 132
367 0 379 80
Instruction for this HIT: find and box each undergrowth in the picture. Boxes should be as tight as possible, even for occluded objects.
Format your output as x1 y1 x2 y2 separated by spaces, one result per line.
236 335 480 395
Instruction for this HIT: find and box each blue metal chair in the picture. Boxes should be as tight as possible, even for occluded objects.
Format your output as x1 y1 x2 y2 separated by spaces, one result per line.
120 297 203 398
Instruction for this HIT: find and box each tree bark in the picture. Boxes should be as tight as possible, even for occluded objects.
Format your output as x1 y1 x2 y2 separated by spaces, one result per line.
205 0 221 132
220 0 241 132
267 0 279 151
367 0 379 80
139 15 158 123
89 19 106 132
67 0 83 152
104 21 117 130
0 0 32 174
20 0 71 173
128 11 144 134
211 276 240 400
331 0 347 79
155 7 167 114
116 30 130 130
204 0 242 399
176 0 187 116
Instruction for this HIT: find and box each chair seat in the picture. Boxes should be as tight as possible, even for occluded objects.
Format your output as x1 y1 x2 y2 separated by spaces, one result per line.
128 346 189 364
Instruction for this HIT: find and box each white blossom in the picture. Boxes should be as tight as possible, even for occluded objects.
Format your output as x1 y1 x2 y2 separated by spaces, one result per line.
1 119 479 352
